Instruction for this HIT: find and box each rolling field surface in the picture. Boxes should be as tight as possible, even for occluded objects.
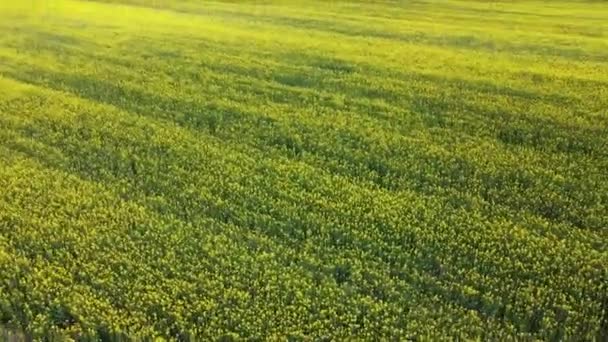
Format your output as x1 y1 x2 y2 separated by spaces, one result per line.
0 0 607 339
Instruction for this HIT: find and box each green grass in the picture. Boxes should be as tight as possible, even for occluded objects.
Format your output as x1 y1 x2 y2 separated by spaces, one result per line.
0 0 607 340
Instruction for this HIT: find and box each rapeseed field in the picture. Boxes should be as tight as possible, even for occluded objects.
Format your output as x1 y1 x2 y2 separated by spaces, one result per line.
0 0 607 340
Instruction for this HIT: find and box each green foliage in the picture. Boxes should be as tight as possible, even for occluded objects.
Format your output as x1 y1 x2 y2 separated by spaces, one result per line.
0 0 607 340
